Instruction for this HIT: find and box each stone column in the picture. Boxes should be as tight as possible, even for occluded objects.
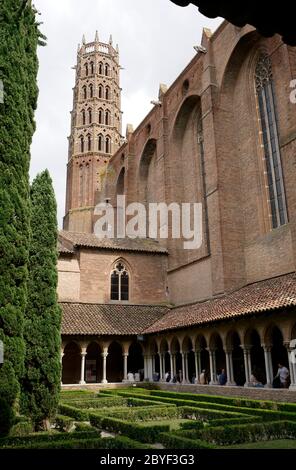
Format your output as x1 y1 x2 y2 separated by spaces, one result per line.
194 350 201 383
123 352 128 382
158 352 163 381
145 354 153 381
152 354 156 374
162 354 166 380
79 349 87 384
185 353 189 383
241 345 251 386
208 349 218 385
262 344 273 388
181 352 186 384
101 350 108 384
172 353 177 377
224 348 235 386
169 351 174 381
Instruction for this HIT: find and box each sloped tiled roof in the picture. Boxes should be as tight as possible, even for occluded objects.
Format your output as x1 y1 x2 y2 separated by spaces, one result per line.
59 230 168 254
144 272 296 334
58 240 73 255
61 302 169 336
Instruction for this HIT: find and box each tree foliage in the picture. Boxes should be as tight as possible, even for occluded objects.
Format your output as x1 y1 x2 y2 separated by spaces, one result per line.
21 170 61 429
0 0 42 434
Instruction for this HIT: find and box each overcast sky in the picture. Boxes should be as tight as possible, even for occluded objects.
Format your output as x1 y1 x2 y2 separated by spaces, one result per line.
31 0 222 227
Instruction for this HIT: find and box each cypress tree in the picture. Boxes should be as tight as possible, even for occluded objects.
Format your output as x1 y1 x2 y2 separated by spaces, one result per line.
0 1 43 433
21 170 61 430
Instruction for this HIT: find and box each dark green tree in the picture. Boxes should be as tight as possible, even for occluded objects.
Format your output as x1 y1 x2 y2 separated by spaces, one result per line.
0 0 43 434
21 170 61 430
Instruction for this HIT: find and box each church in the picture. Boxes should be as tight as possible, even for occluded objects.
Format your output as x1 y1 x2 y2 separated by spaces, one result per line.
57 20 296 390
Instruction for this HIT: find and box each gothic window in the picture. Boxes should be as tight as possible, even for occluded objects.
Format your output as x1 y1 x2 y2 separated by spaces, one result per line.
89 84 93 98
105 86 110 100
99 62 103 75
82 85 87 100
105 135 111 154
88 108 92 124
98 134 103 151
82 109 86 125
85 63 88 76
98 85 103 98
98 108 103 124
110 262 129 301
80 136 84 153
255 54 288 228
87 134 91 151
90 61 94 75
105 63 109 76
105 109 110 125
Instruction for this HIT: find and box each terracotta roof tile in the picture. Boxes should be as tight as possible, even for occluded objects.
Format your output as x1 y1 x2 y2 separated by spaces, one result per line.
144 272 296 334
59 230 168 254
57 240 73 254
61 303 169 336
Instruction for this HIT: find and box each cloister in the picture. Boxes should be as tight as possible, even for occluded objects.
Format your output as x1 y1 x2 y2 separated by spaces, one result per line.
61 313 296 390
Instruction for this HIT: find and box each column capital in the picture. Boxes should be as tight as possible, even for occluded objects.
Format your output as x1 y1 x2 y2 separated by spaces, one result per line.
240 344 252 352
81 351 87 357
224 348 233 354
261 343 272 352
122 352 129 357
101 351 108 358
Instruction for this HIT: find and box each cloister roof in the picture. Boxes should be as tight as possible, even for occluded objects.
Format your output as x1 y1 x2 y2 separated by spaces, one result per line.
61 302 169 335
58 230 168 255
61 272 296 337
144 272 296 334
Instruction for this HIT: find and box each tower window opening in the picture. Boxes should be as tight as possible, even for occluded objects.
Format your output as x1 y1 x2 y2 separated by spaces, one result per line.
82 109 86 125
105 63 109 76
80 136 84 153
105 86 110 100
88 108 92 124
99 62 103 75
90 61 94 75
87 134 91 152
98 85 103 98
82 85 87 100
98 134 103 151
89 84 93 98
105 110 110 126
85 63 88 76
105 135 111 154
98 108 103 124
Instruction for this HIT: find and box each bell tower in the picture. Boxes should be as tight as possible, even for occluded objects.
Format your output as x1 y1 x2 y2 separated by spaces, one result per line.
63 32 122 233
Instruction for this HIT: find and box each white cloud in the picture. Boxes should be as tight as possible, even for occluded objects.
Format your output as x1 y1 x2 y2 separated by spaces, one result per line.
31 0 222 226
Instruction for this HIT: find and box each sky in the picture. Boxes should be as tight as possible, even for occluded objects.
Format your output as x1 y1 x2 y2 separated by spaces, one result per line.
31 0 222 227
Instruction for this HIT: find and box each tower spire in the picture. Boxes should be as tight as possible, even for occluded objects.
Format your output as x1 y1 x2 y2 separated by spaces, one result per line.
95 30 99 42
109 34 113 45
82 34 86 45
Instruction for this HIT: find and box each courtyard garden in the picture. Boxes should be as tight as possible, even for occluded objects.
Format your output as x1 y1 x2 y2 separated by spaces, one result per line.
0 387 295 449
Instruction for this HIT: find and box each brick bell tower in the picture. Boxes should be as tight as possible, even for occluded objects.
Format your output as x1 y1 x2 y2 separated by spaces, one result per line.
63 32 122 233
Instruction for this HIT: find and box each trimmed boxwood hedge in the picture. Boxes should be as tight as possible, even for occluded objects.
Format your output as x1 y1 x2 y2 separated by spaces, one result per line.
159 432 213 449
0 430 100 448
54 415 75 432
58 404 89 421
91 405 179 422
180 420 296 445
61 397 128 408
89 414 170 443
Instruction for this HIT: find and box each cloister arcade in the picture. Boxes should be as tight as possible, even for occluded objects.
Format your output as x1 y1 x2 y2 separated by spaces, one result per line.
61 314 296 390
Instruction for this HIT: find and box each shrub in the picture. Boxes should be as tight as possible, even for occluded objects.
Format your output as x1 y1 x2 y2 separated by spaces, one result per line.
62 397 128 409
0 399 15 437
89 414 170 443
9 420 33 437
92 405 178 422
159 432 213 449
54 415 75 432
58 404 89 421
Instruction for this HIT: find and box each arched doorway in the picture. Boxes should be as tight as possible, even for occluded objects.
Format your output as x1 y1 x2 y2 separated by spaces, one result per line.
107 341 123 382
268 325 289 376
226 331 245 386
248 329 266 384
62 342 81 384
209 333 226 383
196 335 209 383
170 337 182 382
182 336 195 383
128 342 144 380
85 342 102 383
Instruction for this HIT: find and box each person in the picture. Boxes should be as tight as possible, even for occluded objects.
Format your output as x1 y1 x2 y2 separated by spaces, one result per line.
127 371 134 382
218 368 227 385
165 371 171 382
274 363 290 388
250 371 264 388
191 374 196 384
199 369 207 385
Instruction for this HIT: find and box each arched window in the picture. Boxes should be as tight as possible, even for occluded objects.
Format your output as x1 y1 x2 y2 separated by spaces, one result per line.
81 109 86 125
105 109 110 126
87 134 91 152
98 108 103 124
110 262 129 301
98 85 103 98
82 85 87 100
88 108 92 124
105 63 109 76
89 84 93 98
105 86 110 100
255 54 288 228
80 136 84 153
99 62 103 75
90 61 94 75
98 134 103 151
85 63 88 76
105 135 111 154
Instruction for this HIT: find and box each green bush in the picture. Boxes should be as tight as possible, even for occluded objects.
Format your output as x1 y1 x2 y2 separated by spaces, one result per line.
159 432 213 449
181 420 296 445
58 404 89 421
89 414 170 443
93 405 178 422
0 398 14 437
179 406 248 421
62 397 128 409
9 420 33 437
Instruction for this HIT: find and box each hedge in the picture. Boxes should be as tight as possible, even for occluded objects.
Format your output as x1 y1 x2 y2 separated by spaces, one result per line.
92 405 178 422
149 390 296 413
159 432 213 449
54 415 75 433
58 404 89 421
180 420 296 445
0 430 99 448
179 406 249 421
61 397 128 409
89 414 170 443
